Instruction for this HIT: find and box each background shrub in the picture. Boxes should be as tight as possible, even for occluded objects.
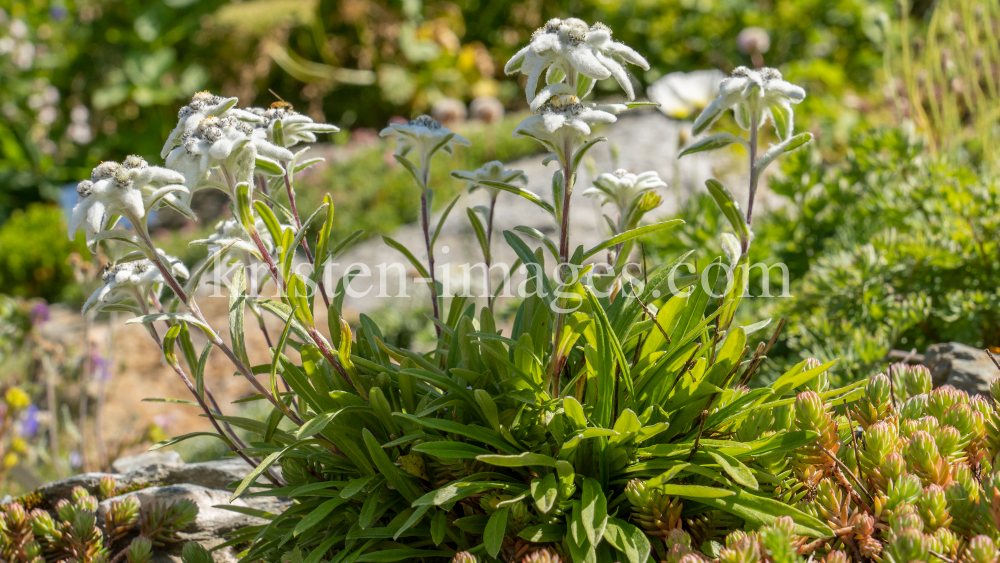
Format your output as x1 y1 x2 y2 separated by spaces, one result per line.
0 203 87 302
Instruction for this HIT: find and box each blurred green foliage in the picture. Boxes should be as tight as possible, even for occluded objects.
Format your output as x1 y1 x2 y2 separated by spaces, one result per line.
0 0 891 222
652 127 1000 384
0 204 87 302
762 128 999 381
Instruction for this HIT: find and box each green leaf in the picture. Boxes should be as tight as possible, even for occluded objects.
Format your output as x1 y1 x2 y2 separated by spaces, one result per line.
432 194 461 246
512 226 560 260
681 488 833 538
282 202 329 283
234 182 255 232
127 313 217 341
484 506 509 558
149 432 232 451
571 136 607 174
519 523 566 542
583 220 684 260
340 475 379 499
229 268 250 368
394 413 517 454
412 441 492 460
358 482 383 528
478 180 555 216
705 179 750 249
255 156 284 175
362 429 421 503
476 452 558 468
231 439 319 500
466 208 491 262
354 550 453 562
293 497 346 536
430 509 447 545
679 132 744 157
87 229 145 249
755 133 813 180
382 236 430 279
703 448 758 490
655 484 735 498
393 504 431 540
581 478 608 546
393 154 423 187
603 518 650 563
254 201 284 245
531 473 559 514
270 307 297 411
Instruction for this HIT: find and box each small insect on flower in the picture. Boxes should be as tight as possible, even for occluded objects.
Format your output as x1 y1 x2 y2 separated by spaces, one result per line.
270 100 293 111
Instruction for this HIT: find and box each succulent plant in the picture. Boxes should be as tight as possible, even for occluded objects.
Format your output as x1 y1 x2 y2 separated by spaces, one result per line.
0 478 202 563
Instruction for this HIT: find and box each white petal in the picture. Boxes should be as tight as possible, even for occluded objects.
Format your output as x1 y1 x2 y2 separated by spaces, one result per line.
691 94 736 136
565 48 612 80
768 80 806 102
119 188 145 220
566 118 591 136
524 55 548 102
584 28 611 47
209 139 235 160
605 42 649 70
255 139 294 161
504 45 530 74
719 76 750 97
595 52 633 99
541 112 567 133
85 200 107 237
68 198 91 241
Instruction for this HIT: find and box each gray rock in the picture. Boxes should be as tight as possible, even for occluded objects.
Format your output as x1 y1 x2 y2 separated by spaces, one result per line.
110 452 264 492
924 342 1000 396
99 483 280 563
112 451 184 474
37 472 123 501
161 458 255 491
112 451 185 486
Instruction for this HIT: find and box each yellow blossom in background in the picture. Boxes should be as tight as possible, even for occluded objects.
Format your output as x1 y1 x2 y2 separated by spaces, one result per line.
11 437 28 454
2 452 19 469
4 387 30 412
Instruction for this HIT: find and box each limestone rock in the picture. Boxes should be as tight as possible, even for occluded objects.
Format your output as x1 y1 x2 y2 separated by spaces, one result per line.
924 342 1000 396
99 484 279 563
37 471 123 502
111 452 256 490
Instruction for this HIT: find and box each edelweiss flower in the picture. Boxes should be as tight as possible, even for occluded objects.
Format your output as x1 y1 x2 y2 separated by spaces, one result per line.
505 18 649 104
380 115 471 163
160 91 261 159
164 115 293 191
647 70 725 120
248 102 339 148
584 169 666 232
584 169 666 212
513 86 625 151
69 158 189 242
191 217 282 256
452 161 526 199
692 66 806 137
82 254 189 315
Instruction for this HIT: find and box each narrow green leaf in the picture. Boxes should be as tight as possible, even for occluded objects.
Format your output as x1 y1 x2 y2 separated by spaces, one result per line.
583 220 684 259
484 506 509 558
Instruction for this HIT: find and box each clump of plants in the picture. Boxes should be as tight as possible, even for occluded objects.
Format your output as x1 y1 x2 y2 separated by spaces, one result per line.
46 12 1000 563
0 476 202 563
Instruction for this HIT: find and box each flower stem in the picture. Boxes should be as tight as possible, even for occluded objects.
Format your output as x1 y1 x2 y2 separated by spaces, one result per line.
745 112 760 234
485 195 497 309
549 136 576 396
283 163 331 308
419 164 442 336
